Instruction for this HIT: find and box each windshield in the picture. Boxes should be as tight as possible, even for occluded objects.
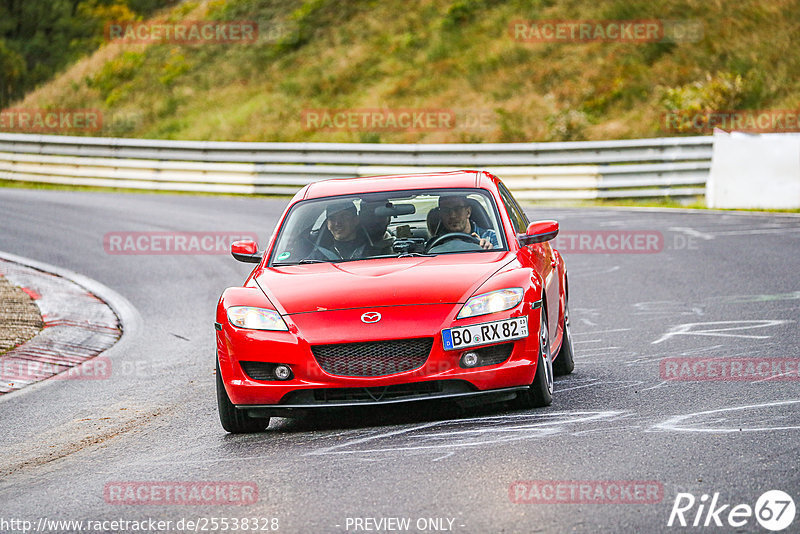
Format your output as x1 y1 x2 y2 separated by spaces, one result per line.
269 188 506 265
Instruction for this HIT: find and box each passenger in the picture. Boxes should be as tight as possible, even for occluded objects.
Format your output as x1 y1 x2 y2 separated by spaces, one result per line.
311 200 370 260
359 201 395 255
426 207 442 237
434 194 498 250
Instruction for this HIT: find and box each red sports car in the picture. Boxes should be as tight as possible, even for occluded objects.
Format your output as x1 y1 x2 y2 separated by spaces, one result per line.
215 170 574 433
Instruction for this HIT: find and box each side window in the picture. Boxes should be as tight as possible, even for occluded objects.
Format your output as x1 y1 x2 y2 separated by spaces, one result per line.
498 181 529 234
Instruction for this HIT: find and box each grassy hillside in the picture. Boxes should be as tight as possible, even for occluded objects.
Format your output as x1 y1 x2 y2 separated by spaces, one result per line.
0 0 180 108
8 0 800 143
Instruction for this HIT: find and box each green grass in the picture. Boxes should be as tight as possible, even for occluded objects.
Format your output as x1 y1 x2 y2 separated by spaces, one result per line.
8 0 800 143
520 196 800 213
521 196 705 209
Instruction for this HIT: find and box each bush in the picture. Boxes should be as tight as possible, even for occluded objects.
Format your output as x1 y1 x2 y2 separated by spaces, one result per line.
659 71 757 132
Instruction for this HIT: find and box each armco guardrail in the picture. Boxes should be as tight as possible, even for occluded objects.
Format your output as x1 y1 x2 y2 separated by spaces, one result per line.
0 133 712 199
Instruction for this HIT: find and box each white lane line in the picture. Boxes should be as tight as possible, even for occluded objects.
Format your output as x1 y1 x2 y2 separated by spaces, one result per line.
668 226 800 239
652 399 800 433
652 320 792 344
557 380 643 393
668 227 715 240
638 381 671 392
306 411 624 455
572 328 631 336
571 425 643 436
555 380 601 392
570 266 621 279
715 291 800 304
712 227 800 237
306 421 443 455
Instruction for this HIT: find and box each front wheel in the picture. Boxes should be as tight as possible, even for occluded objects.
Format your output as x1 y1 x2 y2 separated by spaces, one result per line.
513 305 553 409
216 358 270 433
553 300 575 376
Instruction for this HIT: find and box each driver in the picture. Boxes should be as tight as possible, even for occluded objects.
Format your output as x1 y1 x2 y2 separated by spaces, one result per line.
434 194 498 250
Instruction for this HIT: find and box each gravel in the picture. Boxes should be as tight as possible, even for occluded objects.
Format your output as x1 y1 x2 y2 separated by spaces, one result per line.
0 275 43 354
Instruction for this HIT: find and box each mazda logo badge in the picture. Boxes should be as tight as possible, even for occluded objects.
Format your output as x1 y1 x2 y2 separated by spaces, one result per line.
361 312 381 323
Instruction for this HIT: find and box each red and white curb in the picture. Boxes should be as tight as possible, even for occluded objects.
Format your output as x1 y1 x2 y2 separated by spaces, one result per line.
0 253 137 394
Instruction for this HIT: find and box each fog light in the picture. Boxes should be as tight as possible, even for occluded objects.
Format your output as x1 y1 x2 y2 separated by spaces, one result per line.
274 364 292 380
461 351 480 368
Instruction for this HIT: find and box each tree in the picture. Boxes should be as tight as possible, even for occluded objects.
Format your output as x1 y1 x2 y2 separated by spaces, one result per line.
0 0 178 107
0 39 26 109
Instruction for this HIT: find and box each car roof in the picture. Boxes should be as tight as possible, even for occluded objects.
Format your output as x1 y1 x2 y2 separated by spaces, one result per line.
301 170 497 199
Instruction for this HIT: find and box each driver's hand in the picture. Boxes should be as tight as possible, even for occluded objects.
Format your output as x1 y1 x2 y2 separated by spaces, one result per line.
472 233 493 250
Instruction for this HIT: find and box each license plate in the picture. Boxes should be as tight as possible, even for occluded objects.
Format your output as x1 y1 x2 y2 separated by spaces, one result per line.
441 316 528 351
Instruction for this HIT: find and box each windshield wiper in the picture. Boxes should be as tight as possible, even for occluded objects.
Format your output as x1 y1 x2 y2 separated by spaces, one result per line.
275 254 434 265
396 252 435 258
272 259 326 266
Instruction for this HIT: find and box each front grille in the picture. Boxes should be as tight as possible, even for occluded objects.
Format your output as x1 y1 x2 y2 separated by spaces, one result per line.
311 338 433 377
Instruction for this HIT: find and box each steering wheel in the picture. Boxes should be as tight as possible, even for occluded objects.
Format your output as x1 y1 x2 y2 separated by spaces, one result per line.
425 232 482 253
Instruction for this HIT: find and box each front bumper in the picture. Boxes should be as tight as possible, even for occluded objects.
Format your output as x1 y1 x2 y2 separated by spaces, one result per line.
239 381 528 417
216 304 541 408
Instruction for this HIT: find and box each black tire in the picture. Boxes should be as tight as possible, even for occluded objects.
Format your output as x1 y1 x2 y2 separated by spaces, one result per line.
553 300 575 376
513 305 554 409
216 358 270 433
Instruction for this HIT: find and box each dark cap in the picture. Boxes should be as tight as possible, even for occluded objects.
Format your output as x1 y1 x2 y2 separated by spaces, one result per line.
326 200 357 218
438 194 469 207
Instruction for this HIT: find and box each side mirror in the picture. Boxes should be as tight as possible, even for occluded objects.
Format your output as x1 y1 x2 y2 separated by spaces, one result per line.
519 220 559 245
231 240 263 264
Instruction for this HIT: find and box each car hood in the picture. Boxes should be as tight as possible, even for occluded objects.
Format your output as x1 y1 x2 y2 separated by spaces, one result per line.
255 252 512 314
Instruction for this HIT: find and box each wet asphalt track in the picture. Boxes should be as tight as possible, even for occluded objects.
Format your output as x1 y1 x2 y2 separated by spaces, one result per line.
0 188 799 533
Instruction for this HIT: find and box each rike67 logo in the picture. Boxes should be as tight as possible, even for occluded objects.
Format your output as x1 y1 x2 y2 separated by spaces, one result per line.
668 490 796 531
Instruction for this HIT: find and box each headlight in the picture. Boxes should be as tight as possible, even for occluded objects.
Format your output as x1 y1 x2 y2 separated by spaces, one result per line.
226 306 288 331
457 288 524 319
